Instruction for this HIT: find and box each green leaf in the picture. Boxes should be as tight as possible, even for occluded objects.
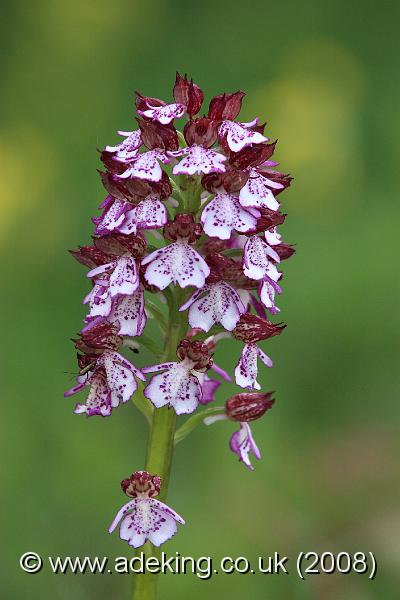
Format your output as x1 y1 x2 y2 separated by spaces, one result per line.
177 130 187 148
174 406 225 445
145 299 167 332
139 334 164 359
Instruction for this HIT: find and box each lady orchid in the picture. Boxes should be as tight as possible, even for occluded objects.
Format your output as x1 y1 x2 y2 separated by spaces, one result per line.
64 72 294 598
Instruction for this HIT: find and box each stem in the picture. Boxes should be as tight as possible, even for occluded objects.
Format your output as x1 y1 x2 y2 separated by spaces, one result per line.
174 406 224 445
132 289 186 600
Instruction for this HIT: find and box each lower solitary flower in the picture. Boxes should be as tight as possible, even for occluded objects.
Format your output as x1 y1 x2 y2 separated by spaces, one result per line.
109 471 185 548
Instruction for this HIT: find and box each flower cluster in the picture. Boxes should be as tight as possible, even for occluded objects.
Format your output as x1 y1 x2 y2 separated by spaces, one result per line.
65 73 294 548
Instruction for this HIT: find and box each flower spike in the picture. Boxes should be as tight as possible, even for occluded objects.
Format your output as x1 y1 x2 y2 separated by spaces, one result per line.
65 72 294 551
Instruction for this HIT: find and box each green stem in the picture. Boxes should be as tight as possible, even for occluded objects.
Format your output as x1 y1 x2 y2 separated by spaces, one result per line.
132 289 186 600
174 406 224 445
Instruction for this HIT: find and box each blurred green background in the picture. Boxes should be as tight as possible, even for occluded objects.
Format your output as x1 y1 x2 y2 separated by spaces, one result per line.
2 0 400 598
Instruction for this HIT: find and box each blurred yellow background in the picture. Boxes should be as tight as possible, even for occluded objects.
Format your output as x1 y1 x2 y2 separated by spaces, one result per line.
2 0 399 598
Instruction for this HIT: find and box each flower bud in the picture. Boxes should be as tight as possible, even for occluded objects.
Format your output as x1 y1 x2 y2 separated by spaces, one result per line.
135 92 165 112
230 141 277 170
247 208 287 235
232 314 285 343
137 118 179 151
99 170 134 201
121 470 162 498
93 232 146 259
183 118 219 148
99 150 128 174
173 72 204 116
176 339 213 371
202 169 249 194
163 214 202 243
274 243 296 261
75 321 122 352
226 392 275 422
208 91 245 121
257 168 293 193
69 245 110 269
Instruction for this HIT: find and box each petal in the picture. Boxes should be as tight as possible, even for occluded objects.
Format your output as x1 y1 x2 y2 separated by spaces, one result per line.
186 281 245 332
259 278 282 313
83 281 112 318
265 227 282 246
142 361 176 374
211 362 232 382
143 242 210 290
140 103 186 125
256 346 273 368
234 343 261 390
147 514 178 547
201 192 258 240
179 288 203 312
219 121 268 152
108 290 147 337
243 236 280 281
119 195 167 234
99 350 141 406
239 169 280 211
106 130 142 159
172 146 227 176
199 375 221 404
150 498 185 525
87 262 113 278
119 519 147 548
144 363 201 414
229 422 261 469
108 499 137 533
94 198 130 234
109 256 139 297
75 372 113 417
119 150 169 182
64 375 87 398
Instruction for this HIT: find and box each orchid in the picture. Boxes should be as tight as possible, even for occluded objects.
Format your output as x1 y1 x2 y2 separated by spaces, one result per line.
142 339 213 414
65 73 295 598
204 392 275 470
180 281 245 332
109 471 185 548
